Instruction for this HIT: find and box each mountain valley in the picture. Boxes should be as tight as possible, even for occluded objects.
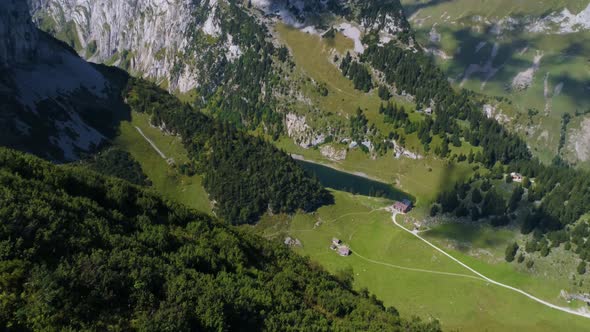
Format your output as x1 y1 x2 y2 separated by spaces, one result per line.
2 0 590 331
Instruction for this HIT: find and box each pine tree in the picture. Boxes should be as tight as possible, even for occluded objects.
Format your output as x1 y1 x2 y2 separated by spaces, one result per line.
505 242 519 262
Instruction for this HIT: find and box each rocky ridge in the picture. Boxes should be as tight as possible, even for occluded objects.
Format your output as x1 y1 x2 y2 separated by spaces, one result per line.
28 0 230 93
1 0 125 161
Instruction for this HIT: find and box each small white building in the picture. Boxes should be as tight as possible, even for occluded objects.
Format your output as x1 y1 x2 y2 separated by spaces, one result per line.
510 172 523 183
338 246 351 256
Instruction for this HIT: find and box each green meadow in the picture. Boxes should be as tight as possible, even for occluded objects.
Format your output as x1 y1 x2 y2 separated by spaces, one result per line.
114 112 212 214
248 191 590 332
402 0 590 164
275 23 419 139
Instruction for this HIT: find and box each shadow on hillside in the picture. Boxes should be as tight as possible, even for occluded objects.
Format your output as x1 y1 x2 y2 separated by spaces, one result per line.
402 0 453 17
90 64 132 139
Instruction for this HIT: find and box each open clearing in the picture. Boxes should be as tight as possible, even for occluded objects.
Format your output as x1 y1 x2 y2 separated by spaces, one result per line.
392 212 590 319
114 112 212 214
250 191 590 331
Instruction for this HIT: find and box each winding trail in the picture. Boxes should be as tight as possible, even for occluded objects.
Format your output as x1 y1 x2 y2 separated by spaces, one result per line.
391 212 590 319
135 126 167 159
351 248 485 281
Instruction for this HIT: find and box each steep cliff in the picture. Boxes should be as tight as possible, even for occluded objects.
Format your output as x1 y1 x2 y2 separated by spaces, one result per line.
0 0 125 161
28 0 415 149
29 0 237 93
0 0 39 67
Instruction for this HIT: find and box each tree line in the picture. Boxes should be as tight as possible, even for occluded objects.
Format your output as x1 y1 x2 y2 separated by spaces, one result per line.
125 78 333 225
361 42 531 166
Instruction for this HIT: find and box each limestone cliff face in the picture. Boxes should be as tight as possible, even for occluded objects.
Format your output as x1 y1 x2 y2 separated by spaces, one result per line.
0 0 123 162
26 0 414 154
28 0 227 93
28 0 411 94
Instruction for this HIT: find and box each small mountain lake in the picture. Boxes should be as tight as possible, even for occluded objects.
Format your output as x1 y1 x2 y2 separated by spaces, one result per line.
296 159 413 202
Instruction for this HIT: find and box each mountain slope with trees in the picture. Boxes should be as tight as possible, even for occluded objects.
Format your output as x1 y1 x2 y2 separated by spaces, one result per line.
0 147 441 331
1 0 332 226
125 79 332 224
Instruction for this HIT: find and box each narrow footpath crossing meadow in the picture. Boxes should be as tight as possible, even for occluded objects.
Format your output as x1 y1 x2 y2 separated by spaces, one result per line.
391 211 590 319
266 191 590 332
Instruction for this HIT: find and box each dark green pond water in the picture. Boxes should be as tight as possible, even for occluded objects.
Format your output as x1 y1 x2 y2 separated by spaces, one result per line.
296 160 413 202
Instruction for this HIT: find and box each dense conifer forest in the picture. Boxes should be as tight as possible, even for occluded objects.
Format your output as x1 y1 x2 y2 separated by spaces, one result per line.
125 79 332 225
0 148 442 331
361 42 531 166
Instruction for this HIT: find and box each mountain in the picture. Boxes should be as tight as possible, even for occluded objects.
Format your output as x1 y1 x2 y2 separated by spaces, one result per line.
0 0 127 161
401 0 590 167
29 0 221 93
26 0 590 246
29 0 289 135
30 0 531 167
28 0 416 142
3 0 590 330
0 3 440 326
0 0 332 224
0 147 442 331
28 0 412 92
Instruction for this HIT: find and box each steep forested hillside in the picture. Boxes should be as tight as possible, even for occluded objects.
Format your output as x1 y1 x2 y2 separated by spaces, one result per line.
1 0 332 226
125 79 332 224
0 0 127 161
0 148 441 331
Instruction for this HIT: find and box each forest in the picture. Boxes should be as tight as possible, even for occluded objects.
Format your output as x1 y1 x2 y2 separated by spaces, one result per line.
125 79 332 225
361 41 531 166
192 2 288 137
0 147 442 331
433 159 590 269
83 148 151 186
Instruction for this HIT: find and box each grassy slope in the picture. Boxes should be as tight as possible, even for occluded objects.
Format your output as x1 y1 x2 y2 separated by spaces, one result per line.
249 191 590 332
275 24 419 140
114 112 212 214
277 137 476 217
274 22 479 214
401 0 590 164
277 23 385 118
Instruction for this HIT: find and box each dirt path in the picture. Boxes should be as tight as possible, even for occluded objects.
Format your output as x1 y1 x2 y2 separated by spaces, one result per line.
135 126 167 159
391 212 590 319
351 248 486 281
271 207 482 280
